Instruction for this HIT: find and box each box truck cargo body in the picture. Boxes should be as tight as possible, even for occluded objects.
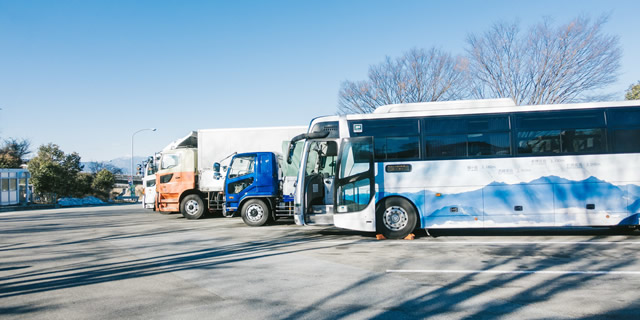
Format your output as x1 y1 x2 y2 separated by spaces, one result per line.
155 126 305 219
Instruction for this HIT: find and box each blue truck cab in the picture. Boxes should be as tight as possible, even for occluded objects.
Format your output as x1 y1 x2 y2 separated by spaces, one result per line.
224 152 295 226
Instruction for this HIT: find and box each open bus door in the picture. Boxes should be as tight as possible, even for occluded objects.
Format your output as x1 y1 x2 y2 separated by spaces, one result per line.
333 136 377 232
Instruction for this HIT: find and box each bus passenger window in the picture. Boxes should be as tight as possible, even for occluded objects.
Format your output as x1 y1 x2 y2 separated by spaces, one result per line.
468 133 510 156
608 108 640 153
424 115 511 159
560 128 604 153
349 118 419 161
612 129 640 153
516 110 606 155
426 135 466 158
517 130 561 154
376 136 420 161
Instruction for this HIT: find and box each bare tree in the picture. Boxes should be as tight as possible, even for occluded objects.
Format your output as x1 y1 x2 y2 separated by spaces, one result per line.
466 16 621 105
337 48 468 114
88 161 124 175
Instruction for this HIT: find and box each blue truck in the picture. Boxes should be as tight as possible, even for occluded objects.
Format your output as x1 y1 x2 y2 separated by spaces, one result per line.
221 151 297 226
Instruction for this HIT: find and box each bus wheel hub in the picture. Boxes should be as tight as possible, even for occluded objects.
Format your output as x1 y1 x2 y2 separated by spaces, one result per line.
383 206 408 231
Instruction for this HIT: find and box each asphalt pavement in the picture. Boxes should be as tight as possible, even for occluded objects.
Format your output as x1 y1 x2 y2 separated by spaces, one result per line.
1 205 639 319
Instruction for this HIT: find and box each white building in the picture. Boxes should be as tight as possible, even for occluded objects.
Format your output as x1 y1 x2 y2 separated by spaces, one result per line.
0 169 30 206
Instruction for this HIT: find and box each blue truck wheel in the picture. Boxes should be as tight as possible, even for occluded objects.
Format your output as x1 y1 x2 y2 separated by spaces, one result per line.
241 199 270 226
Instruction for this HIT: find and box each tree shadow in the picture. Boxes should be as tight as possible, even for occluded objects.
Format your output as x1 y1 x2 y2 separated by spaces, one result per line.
425 227 639 238
278 229 640 319
0 231 337 300
2 207 639 318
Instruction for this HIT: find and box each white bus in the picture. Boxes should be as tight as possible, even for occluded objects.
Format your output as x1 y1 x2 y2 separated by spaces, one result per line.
289 98 640 239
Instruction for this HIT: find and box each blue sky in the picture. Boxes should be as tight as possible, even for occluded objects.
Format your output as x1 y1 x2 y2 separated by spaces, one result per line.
1 0 639 161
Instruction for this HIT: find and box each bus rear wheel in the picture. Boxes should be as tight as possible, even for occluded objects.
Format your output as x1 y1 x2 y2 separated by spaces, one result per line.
376 197 417 239
241 199 270 226
181 194 205 220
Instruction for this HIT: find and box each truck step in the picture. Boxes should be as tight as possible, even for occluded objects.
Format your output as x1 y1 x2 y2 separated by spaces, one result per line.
275 211 294 217
275 201 294 217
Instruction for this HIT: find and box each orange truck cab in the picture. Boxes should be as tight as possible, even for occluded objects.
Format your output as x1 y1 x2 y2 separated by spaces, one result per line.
156 147 198 214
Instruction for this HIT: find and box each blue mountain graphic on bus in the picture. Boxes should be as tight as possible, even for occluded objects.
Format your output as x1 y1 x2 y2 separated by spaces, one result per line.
419 175 640 220
628 199 640 213
626 184 640 198
429 205 482 217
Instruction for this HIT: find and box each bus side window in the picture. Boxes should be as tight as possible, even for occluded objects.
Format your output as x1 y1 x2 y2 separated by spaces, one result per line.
517 130 561 154
611 129 640 152
560 129 605 153
349 119 420 161
608 108 640 153
424 115 511 159
516 110 605 155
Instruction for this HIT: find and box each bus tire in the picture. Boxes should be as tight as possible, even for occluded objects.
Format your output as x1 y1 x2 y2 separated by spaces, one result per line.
241 199 270 227
376 197 417 239
181 194 205 220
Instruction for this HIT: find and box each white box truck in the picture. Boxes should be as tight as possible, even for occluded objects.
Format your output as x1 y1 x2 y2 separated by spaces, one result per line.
141 153 160 210
155 126 305 219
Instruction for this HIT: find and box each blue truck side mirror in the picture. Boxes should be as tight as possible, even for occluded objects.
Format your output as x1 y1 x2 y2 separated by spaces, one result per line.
213 162 221 179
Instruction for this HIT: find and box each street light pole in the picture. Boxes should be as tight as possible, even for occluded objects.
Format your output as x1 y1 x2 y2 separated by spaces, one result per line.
131 128 157 195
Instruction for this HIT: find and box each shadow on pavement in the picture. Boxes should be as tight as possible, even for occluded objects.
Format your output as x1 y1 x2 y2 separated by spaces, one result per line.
1 207 639 319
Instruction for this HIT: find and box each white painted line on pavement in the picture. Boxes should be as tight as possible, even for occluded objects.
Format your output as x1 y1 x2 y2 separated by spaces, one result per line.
386 269 640 275
319 240 640 245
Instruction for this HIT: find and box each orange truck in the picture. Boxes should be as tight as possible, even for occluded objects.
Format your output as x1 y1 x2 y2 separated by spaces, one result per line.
155 127 305 219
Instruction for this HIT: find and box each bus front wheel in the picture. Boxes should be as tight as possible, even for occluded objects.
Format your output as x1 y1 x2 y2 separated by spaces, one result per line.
376 197 417 239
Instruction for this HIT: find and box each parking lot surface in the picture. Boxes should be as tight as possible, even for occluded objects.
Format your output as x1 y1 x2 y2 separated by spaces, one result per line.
1 204 639 319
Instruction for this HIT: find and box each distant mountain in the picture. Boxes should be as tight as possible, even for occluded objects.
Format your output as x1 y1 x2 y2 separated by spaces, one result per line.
81 156 147 175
